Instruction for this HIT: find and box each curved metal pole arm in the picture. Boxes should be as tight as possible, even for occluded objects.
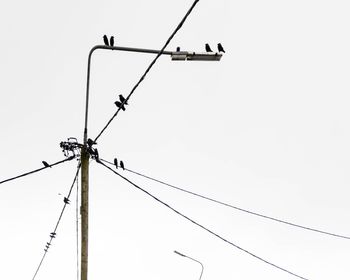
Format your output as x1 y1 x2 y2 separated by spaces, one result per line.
186 256 204 280
83 45 173 145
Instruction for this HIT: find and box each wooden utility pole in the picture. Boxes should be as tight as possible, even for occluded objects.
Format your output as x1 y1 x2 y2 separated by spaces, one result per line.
81 145 89 280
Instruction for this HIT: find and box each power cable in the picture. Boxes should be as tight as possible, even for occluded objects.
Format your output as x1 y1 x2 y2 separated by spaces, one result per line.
93 0 201 142
0 156 75 186
98 160 309 280
100 158 350 240
32 162 81 280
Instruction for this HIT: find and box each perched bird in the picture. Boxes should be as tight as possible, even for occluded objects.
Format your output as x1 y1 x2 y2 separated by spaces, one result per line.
217 43 225 53
205 43 213 52
110 36 114 47
176 46 181 52
63 197 70 204
44 249 48 252
94 148 100 162
42 161 51 168
46 242 51 246
103 35 109 46
87 138 96 147
114 158 118 169
114 101 126 111
119 94 128 105
50 232 56 238
120 160 125 170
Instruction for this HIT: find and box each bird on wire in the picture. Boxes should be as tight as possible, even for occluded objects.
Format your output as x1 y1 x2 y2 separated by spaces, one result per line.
110 36 114 47
205 43 213 52
176 46 181 52
120 160 125 170
42 161 51 168
63 197 70 204
217 43 225 53
114 158 118 169
119 94 128 105
114 101 126 111
50 232 56 238
103 35 109 46
87 138 96 147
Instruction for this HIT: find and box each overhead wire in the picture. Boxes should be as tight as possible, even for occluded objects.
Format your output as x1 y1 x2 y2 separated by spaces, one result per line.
0 156 75 186
93 0 201 142
31 162 81 280
99 158 350 240
97 160 309 280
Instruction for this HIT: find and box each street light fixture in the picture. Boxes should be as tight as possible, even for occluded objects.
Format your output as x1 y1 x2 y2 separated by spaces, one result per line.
174 250 204 280
171 51 222 61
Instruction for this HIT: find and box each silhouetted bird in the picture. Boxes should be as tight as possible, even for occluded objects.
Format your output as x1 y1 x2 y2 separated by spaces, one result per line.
87 138 96 147
44 249 48 252
46 242 51 246
94 148 100 162
217 43 225 53
114 158 118 169
103 35 109 46
114 101 126 111
119 94 128 105
63 197 70 204
110 36 114 47
42 161 51 168
50 232 56 238
176 46 180 52
120 160 125 170
205 43 213 52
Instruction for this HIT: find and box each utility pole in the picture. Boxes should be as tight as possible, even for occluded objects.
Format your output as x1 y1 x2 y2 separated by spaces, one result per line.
80 45 221 280
80 145 89 280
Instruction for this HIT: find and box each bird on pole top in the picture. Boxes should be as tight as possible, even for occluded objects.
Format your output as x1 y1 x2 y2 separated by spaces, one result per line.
103 35 109 46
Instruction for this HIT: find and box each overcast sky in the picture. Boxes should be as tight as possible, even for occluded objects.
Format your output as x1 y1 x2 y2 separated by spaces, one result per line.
1 0 350 279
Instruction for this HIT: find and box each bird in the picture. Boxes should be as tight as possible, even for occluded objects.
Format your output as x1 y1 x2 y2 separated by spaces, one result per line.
46 242 51 246
176 46 180 52
63 197 70 204
87 138 96 147
103 35 109 46
119 94 128 105
44 249 48 252
42 161 51 168
110 36 114 47
114 101 126 111
50 232 56 238
94 148 100 162
217 43 225 53
120 160 125 170
114 158 118 169
205 43 213 52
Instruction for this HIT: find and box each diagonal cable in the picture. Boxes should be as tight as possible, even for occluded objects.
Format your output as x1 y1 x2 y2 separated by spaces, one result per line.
0 156 75 186
32 162 81 280
98 160 309 280
99 158 350 240
93 0 200 142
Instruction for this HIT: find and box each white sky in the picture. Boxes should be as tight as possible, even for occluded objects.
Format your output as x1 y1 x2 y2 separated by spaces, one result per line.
1 0 350 279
